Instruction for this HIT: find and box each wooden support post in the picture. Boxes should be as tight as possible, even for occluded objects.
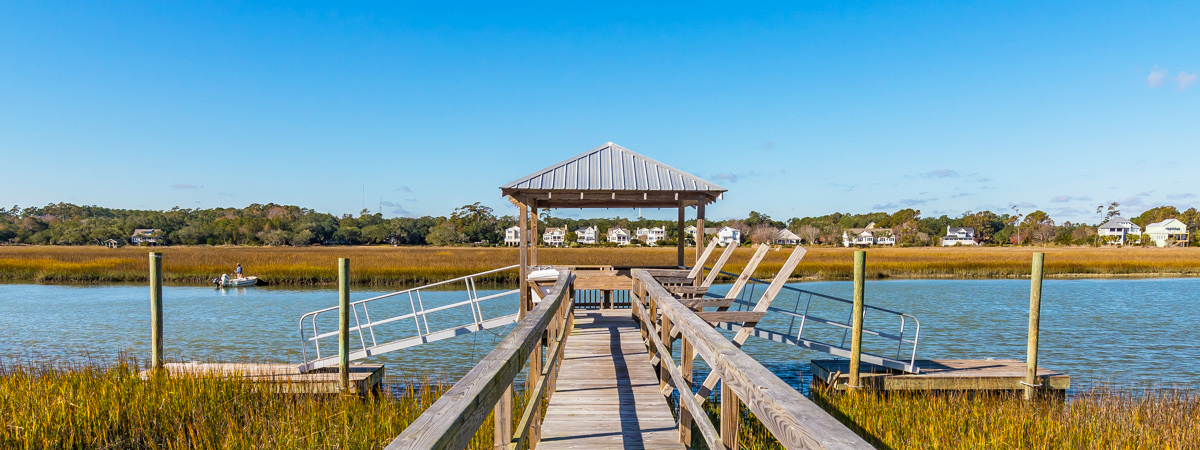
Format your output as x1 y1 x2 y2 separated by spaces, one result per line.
659 313 672 391
530 201 539 266
527 334 543 446
338 257 350 392
1025 252 1045 401
679 338 694 445
677 202 685 267
518 202 529 318
603 289 612 309
149 252 163 371
848 251 866 389
493 387 513 449
695 202 705 286
720 380 739 449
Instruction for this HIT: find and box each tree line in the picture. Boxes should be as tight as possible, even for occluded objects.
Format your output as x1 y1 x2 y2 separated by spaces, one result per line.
1 202 1196 247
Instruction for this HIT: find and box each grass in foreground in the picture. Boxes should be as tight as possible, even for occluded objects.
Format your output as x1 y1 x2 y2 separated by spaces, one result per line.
2 245 1199 286
810 386 1200 450
0 361 498 450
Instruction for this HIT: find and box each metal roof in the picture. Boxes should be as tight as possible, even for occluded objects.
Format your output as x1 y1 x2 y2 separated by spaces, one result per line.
501 142 726 193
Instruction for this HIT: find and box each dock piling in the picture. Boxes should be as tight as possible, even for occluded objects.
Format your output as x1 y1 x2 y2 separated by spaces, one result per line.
1025 252 1044 400
848 251 866 389
339 257 350 392
150 252 163 371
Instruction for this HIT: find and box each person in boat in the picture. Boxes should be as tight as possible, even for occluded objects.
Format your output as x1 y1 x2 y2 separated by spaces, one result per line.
235 263 243 278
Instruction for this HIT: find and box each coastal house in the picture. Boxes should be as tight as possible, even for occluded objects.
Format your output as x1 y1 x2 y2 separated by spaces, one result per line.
131 229 162 246
1145 219 1189 247
1097 217 1141 245
542 227 566 247
713 226 742 246
940 226 978 246
774 228 801 245
607 227 631 245
575 226 598 244
635 227 666 245
841 223 895 247
503 226 521 246
102 238 122 248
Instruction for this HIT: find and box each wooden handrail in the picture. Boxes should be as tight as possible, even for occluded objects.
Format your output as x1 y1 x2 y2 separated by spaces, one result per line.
633 269 873 450
386 270 575 450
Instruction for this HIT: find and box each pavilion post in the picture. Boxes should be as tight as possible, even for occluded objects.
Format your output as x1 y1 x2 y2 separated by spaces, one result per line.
695 202 705 286
530 200 539 266
677 201 685 267
518 202 529 317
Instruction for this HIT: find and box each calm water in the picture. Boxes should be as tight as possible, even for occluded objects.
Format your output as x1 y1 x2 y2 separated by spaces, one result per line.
1 278 1197 391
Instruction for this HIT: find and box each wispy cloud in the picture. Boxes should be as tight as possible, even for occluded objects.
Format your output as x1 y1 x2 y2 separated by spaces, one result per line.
872 198 934 210
1177 72 1198 90
951 192 972 198
920 169 960 179
1013 201 1036 209
397 185 412 193
171 184 202 190
1167 193 1196 200
712 172 739 183
1051 195 1093 203
381 200 415 217
1147 66 1167 87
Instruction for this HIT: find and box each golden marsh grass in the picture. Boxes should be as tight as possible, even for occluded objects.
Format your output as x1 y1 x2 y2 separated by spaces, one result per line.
0 245 1197 286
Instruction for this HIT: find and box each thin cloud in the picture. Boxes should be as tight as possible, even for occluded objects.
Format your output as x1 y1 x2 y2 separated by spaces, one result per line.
171 184 202 190
1147 66 1167 87
1051 195 1093 203
397 185 412 193
1167 193 1196 200
920 169 960 179
1013 202 1036 209
951 193 972 198
872 198 933 210
381 200 415 217
711 172 739 183
1177 72 1198 90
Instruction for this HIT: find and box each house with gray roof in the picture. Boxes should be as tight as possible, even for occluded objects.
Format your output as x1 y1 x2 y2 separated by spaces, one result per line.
1097 217 1141 245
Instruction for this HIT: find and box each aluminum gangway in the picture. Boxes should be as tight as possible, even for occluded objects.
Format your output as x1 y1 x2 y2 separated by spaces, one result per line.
706 268 923 373
297 265 520 372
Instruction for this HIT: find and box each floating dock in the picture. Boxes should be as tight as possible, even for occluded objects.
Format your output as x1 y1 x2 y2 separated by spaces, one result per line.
810 359 1070 392
139 363 385 395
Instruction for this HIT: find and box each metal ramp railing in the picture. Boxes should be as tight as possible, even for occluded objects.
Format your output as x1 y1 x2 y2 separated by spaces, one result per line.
706 269 922 373
297 265 520 372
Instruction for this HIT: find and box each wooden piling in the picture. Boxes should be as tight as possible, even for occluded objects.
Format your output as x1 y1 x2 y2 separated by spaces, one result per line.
1025 252 1044 400
149 252 163 371
848 251 866 389
338 257 350 392
720 380 740 449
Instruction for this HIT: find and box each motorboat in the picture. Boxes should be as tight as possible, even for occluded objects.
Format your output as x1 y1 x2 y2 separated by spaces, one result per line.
213 273 258 287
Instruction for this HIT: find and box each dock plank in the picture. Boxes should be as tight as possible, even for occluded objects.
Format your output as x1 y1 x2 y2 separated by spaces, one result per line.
538 310 683 450
811 359 1070 391
139 363 385 394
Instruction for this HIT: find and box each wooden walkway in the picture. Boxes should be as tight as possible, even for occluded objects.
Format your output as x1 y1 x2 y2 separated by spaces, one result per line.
538 310 683 450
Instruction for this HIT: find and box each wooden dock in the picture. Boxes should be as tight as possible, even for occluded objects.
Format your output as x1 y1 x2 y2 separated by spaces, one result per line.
811 359 1070 391
538 310 683 449
139 363 385 395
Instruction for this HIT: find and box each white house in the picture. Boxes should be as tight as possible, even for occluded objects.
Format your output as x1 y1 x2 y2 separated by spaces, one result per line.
503 226 521 246
841 223 895 247
575 226 599 245
714 226 741 246
940 226 978 246
607 227 631 245
542 227 566 247
774 228 801 245
131 229 161 245
635 227 666 246
1145 219 1189 247
1097 217 1142 245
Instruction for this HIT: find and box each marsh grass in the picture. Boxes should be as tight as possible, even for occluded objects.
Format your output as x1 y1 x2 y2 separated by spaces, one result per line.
0 361 503 450
810 386 1200 450
1 245 1198 286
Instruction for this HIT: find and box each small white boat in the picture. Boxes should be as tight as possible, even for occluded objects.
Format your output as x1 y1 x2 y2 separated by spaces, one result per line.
213 274 258 287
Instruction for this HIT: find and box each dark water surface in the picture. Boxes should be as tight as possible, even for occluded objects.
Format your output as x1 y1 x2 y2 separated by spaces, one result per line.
1 278 1197 391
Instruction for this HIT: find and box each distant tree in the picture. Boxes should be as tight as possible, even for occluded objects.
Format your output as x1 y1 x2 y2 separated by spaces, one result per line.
749 225 778 245
1134 205 1180 227
425 221 465 246
795 225 821 244
1104 202 1121 221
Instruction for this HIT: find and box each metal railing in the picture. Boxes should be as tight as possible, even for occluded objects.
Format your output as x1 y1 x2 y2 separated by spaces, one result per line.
297 265 520 372
707 268 922 373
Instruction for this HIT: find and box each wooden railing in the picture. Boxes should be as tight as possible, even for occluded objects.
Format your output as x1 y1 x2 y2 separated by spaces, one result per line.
631 269 873 450
386 270 575 450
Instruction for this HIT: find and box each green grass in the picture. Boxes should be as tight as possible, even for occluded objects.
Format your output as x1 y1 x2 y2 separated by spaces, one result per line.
0 361 502 450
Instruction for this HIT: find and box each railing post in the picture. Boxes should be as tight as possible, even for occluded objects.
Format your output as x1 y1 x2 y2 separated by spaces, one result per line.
149 252 163 371
339 257 350 393
493 387 513 449
720 379 739 449
1025 252 1044 400
679 337 694 445
848 251 866 389
659 313 672 391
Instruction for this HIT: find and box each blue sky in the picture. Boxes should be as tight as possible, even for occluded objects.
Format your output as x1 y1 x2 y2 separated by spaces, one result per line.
1 1 1196 224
